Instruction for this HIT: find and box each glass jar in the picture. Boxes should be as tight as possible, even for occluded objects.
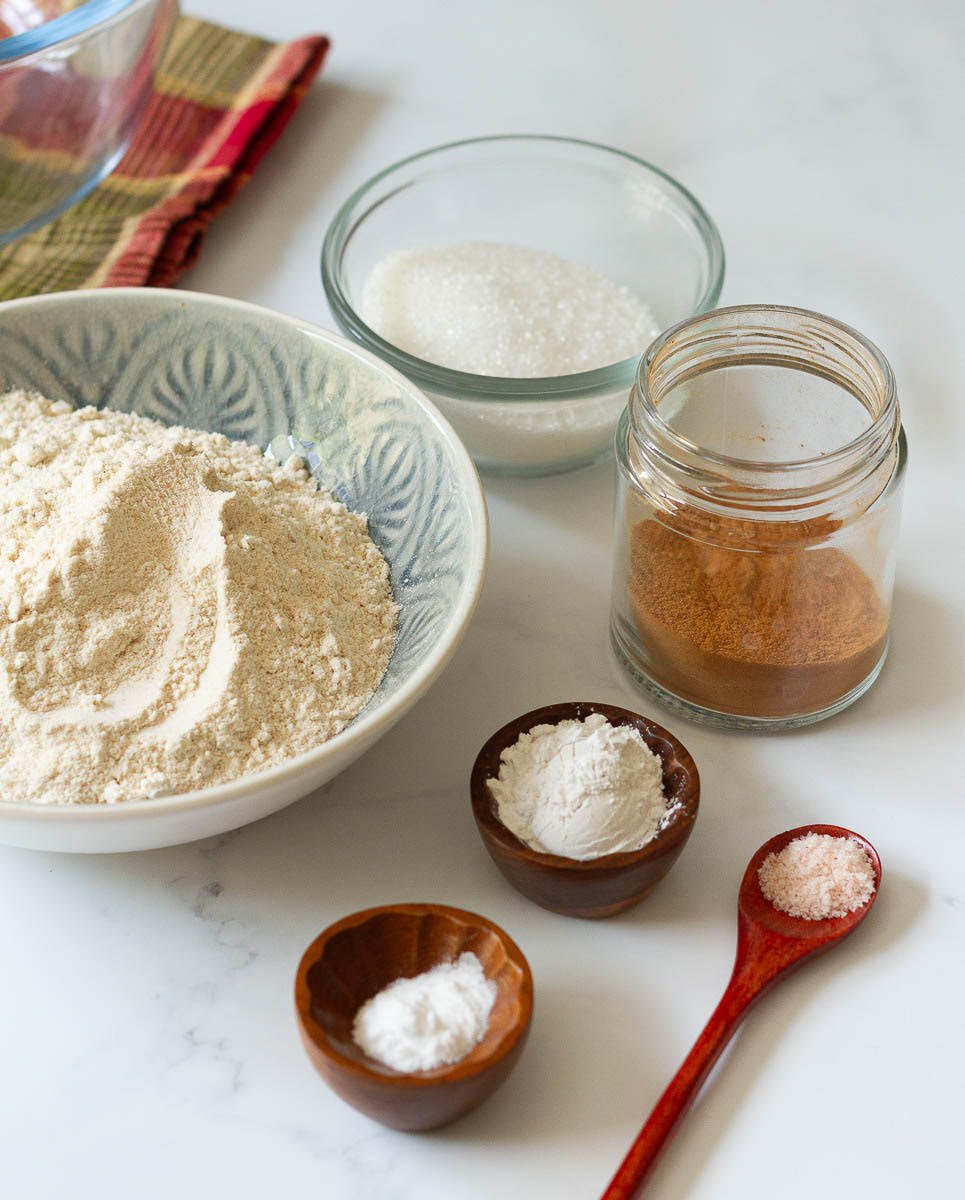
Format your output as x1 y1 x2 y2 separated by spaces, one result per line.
610 305 907 730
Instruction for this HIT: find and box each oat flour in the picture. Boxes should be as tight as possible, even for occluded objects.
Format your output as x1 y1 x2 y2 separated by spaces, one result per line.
0 391 397 805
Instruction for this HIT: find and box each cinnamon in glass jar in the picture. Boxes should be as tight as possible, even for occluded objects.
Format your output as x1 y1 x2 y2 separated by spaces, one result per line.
610 305 906 730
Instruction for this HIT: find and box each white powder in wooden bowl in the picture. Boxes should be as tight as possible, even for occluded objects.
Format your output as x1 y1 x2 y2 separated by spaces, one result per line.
757 833 876 920
0 391 397 805
352 952 496 1073
487 713 670 861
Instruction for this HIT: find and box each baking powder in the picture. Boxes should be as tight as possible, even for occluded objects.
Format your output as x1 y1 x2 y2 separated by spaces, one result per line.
487 713 669 861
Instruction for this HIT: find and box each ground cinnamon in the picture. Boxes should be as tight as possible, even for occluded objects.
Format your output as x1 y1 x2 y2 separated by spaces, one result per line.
628 511 888 719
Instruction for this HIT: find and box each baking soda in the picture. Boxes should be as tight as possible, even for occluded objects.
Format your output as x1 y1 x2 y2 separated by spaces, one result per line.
352 952 496 1073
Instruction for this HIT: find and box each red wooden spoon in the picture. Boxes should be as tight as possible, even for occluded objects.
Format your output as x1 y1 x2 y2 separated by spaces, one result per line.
602 824 881 1199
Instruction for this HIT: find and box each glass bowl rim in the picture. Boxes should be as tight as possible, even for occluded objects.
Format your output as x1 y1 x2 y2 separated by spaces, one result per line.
321 133 726 402
0 0 153 64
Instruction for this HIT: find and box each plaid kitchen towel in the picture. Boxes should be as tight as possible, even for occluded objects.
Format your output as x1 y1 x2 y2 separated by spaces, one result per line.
0 17 328 299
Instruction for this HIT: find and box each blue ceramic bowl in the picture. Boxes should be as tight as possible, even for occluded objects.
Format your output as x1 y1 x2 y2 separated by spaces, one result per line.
0 289 488 852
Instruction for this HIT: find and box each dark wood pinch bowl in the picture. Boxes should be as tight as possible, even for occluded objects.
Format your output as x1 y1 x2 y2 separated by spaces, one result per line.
294 903 534 1132
471 702 700 919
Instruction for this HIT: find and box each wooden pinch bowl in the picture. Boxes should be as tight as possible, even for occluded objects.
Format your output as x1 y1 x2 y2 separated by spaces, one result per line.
470 702 700 919
294 903 534 1132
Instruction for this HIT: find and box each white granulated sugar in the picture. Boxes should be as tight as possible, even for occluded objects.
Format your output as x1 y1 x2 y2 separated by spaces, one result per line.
757 833 876 921
0 391 397 805
361 240 660 378
488 712 669 861
352 952 497 1073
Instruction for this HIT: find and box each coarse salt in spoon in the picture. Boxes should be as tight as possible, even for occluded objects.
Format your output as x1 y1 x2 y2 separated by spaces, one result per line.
602 823 882 1199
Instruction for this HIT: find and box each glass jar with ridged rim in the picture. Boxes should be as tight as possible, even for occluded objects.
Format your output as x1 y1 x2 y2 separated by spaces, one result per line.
609 304 907 730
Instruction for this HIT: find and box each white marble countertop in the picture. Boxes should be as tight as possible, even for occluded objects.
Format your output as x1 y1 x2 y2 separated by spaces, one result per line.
3 1 963 1196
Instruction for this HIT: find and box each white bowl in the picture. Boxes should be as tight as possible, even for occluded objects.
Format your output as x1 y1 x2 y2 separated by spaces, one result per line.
0 289 488 852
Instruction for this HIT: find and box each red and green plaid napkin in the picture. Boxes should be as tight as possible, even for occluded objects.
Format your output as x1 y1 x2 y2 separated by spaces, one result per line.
0 16 328 299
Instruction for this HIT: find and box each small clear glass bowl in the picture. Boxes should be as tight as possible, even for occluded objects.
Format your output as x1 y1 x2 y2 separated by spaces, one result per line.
0 0 178 244
322 134 725 476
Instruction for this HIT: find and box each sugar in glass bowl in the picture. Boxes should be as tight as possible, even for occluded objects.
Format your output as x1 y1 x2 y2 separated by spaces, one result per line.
0 288 487 853
322 135 725 476
0 0 178 244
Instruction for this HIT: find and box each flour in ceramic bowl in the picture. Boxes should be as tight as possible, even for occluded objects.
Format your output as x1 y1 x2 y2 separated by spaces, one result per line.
0 391 397 805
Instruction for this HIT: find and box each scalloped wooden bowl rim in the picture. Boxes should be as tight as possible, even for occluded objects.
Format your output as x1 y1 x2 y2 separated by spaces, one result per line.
470 701 700 873
294 902 534 1089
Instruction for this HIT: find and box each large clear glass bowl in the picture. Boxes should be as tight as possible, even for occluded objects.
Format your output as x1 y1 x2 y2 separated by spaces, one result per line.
322 135 725 476
0 0 178 243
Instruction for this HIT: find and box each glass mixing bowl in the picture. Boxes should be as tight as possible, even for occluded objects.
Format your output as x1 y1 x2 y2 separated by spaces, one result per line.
0 0 178 244
322 135 725 476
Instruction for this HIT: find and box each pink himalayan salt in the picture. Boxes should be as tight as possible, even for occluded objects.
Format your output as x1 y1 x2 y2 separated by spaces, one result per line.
757 833 875 920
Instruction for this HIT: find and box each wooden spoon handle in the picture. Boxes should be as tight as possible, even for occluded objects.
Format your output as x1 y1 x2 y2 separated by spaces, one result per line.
600 965 760 1199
